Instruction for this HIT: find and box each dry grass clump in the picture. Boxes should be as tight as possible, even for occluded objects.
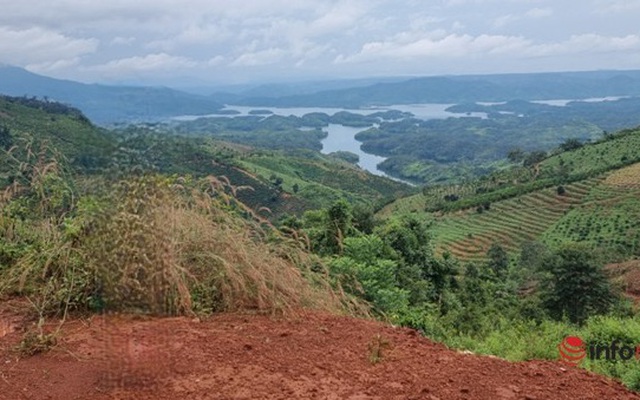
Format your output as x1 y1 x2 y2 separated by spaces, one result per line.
96 175 354 316
1 157 359 317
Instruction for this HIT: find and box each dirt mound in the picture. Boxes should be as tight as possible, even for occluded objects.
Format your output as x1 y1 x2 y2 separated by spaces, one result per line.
1 309 638 400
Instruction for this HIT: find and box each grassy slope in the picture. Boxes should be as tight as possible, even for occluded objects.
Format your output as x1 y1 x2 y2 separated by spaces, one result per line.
238 150 411 211
0 97 409 220
0 96 114 168
379 127 640 262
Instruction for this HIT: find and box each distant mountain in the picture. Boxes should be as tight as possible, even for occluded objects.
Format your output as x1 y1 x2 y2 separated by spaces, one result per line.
233 70 640 107
0 66 222 125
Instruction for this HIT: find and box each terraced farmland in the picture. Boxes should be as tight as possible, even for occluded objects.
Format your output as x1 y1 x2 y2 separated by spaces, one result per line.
604 162 640 189
542 173 640 259
430 179 598 261
427 159 640 262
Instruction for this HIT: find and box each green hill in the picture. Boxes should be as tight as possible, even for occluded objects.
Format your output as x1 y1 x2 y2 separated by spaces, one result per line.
379 126 640 262
0 96 408 220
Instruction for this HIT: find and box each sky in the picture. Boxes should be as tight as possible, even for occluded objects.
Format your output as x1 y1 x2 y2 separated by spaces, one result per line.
1 0 640 87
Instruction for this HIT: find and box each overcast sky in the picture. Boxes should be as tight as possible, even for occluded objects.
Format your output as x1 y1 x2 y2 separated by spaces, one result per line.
1 0 640 86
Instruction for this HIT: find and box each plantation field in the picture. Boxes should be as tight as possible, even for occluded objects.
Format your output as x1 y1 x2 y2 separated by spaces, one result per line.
540 128 640 178
239 151 411 210
429 179 598 261
604 162 640 188
427 163 640 261
542 180 640 259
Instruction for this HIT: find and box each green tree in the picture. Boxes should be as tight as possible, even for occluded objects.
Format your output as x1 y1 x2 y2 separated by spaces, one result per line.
523 150 547 167
518 241 550 273
539 244 615 324
487 243 509 279
560 138 583 151
0 125 12 150
330 235 409 316
352 204 375 234
507 148 525 163
376 215 456 306
326 199 353 254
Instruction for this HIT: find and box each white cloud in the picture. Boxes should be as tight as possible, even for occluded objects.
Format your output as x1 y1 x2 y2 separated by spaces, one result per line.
337 31 640 65
86 53 198 77
110 36 136 46
336 33 532 63
594 0 640 13
231 48 287 67
493 15 517 28
0 27 97 66
525 7 553 18
526 34 640 57
0 0 637 83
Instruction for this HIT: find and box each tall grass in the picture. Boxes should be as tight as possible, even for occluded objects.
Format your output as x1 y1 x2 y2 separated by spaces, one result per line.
1 143 360 317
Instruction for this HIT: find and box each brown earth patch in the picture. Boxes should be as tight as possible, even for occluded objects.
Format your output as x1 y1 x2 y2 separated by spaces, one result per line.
0 307 638 400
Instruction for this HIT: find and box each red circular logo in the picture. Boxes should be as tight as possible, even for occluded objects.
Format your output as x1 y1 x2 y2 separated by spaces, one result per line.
558 336 586 366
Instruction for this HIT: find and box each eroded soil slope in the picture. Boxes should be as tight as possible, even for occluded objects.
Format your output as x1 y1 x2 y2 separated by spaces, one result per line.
1 306 638 400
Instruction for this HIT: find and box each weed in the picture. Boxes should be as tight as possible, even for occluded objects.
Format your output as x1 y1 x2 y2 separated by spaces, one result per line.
368 334 390 364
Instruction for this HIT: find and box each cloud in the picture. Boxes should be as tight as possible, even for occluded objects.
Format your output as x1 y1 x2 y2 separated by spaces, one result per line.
525 7 553 18
86 53 198 77
526 34 640 57
0 27 97 67
110 36 136 46
337 31 640 65
594 0 640 13
0 0 637 83
230 48 286 67
493 7 553 28
336 33 532 63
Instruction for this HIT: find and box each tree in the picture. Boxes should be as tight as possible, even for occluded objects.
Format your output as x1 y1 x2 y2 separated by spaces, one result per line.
377 215 456 305
539 244 615 324
0 126 12 150
518 241 550 271
523 150 547 167
556 185 566 195
560 138 583 152
352 204 375 234
487 243 509 279
292 183 299 193
507 148 525 163
326 199 353 254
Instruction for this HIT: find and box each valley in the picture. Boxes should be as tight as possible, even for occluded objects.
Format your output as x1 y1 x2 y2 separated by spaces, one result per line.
1 69 640 397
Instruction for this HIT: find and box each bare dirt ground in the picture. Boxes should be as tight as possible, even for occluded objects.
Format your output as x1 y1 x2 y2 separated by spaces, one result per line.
1 303 638 400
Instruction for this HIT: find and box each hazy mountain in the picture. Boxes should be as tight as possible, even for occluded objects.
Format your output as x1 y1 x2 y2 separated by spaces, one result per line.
232 70 640 107
0 65 222 125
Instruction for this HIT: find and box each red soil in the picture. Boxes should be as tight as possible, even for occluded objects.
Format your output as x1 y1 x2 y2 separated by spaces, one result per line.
1 306 638 400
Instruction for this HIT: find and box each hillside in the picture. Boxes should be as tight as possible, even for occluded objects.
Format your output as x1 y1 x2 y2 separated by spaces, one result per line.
1 308 638 400
0 96 406 219
0 66 222 124
380 126 640 261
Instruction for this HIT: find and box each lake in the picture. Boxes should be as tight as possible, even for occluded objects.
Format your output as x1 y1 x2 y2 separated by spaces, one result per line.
319 124 388 178
174 104 485 181
173 98 619 181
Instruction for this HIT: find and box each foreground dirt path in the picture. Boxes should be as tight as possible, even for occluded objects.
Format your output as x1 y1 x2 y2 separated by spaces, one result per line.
1 308 638 400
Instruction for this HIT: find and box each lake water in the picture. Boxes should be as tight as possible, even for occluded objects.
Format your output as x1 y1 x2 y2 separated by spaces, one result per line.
319 124 388 178
172 97 624 181
173 104 485 181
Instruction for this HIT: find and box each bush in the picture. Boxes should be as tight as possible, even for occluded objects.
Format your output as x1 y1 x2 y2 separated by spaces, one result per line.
1 172 355 317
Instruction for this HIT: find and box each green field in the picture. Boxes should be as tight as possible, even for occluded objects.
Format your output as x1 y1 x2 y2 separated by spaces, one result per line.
417 168 640 262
